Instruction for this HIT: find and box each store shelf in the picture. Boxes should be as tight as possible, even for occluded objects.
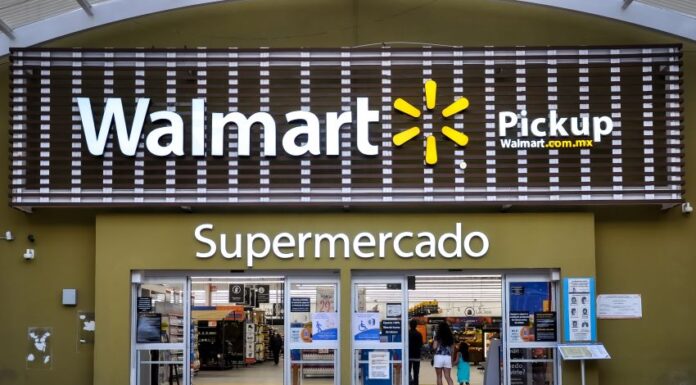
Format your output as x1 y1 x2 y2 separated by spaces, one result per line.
301 350 334 378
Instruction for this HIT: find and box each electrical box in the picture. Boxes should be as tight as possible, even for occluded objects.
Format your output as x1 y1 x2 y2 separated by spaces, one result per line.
62 289 77 306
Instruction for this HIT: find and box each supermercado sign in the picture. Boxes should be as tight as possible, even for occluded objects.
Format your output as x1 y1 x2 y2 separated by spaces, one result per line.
194 222 489 267
9 46 683 207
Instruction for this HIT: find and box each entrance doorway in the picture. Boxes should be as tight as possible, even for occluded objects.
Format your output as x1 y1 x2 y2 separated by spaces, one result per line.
190 275 285 385
408 274 502 385
350 271 559 385
131 272 341 385
130 270 559 385
351 276 409 385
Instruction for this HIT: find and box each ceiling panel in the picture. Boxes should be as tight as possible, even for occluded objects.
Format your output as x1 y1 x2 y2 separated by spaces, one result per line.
636 0 696 17
0 0 109 29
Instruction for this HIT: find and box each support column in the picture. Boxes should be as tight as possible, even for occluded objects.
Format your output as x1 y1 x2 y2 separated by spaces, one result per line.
340 268 352 385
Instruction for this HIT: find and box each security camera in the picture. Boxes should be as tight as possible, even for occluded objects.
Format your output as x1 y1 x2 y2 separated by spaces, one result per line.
23 249 35 260
682 202 693 215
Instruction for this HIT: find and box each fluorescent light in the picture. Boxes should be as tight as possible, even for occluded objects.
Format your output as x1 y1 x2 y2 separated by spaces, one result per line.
190 276 285 280
192 280 284 284
415 275 501 279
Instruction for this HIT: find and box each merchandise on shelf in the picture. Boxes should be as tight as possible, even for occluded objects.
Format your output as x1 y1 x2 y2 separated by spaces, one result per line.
458 328 484 365
301 349 334 378
409 300 440 317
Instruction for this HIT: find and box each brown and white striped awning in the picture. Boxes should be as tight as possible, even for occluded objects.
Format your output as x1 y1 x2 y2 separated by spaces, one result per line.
9 45 684 207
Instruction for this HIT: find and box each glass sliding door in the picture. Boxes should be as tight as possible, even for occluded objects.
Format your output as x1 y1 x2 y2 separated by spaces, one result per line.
131 275 190 385
284 277 340 385
503 273 560 385
351 276 407 385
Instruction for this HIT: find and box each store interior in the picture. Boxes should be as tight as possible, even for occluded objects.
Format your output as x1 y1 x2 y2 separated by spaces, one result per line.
357 275 502 385
190 276 287 385
407 275 502 385
135 274 502 385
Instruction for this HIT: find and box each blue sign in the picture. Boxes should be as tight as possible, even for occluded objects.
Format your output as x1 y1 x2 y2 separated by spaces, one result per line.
353 313 381 341
312 312 338 341
563 277 597 342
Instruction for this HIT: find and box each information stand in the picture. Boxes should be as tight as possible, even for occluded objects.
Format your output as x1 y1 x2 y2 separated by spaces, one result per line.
558 343 610 385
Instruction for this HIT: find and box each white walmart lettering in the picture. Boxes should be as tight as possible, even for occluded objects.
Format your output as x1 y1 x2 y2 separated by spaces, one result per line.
77 97 380 157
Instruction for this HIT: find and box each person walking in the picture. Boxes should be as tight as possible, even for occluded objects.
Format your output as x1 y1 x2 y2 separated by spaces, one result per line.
270 332 283 365
408 319 424 385
453 341 470 385
432 322 455 385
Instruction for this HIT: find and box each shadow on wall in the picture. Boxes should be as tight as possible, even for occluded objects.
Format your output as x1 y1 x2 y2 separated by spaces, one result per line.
665 370 696 385
0 369 18 384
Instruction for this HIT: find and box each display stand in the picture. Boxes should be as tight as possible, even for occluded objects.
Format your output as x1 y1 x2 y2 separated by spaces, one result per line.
558 343 610 385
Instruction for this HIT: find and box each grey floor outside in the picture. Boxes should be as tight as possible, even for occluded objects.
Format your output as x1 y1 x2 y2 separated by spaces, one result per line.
192 360 485 385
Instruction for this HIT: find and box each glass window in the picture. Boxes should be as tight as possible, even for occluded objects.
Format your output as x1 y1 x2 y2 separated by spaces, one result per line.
287 281 339 385
509 348 555 385
506 278 559 385
508 282 555 343
352 280 406 385
133 278 186 385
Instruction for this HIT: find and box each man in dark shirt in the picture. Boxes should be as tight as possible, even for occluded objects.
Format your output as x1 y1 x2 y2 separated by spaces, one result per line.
270 332 283 365
408 319 424 385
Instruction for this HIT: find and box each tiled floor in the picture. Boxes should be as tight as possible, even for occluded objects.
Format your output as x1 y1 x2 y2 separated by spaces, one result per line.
192 360 485 385
193 361 332 385
417 362 485 385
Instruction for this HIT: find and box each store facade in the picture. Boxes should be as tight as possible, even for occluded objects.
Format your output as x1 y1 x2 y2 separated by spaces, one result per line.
101 213 593 385
1 2 695 385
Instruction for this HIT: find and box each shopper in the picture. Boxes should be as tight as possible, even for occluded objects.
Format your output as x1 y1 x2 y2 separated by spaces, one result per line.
432 322 455 385
270 332 283 365
409 319 424 385
453 341 470 385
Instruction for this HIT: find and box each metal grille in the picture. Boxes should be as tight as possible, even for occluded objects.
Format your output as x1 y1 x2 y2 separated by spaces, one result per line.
9 46 684 207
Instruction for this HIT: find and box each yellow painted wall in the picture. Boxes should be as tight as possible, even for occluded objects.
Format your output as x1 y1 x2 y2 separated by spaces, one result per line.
96 212 595 385
0 0 694 385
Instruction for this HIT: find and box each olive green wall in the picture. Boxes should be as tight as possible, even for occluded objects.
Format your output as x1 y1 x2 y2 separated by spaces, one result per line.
0 1 694 385
0 63 96 385
96 213 595 385
0 210 94 385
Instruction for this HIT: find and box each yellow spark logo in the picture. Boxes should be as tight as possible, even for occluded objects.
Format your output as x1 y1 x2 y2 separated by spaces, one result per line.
393 80 470 165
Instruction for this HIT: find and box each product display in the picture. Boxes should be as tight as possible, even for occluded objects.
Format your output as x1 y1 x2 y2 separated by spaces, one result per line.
301 350 334 378
408 301 440 317
197 320 244 369
191 322 200 375
459 328 484 365
185 281 286 384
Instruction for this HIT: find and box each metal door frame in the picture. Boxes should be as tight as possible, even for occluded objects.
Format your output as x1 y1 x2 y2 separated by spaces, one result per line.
284 274 341 385
129 273 190 385
502 270 562 385
351 273 408 385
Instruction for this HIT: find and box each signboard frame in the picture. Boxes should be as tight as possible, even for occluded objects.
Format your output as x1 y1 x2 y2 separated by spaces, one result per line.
8 46 684 208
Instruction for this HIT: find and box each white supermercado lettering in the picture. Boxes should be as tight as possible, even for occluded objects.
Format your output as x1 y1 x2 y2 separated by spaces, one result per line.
194 223 489 267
